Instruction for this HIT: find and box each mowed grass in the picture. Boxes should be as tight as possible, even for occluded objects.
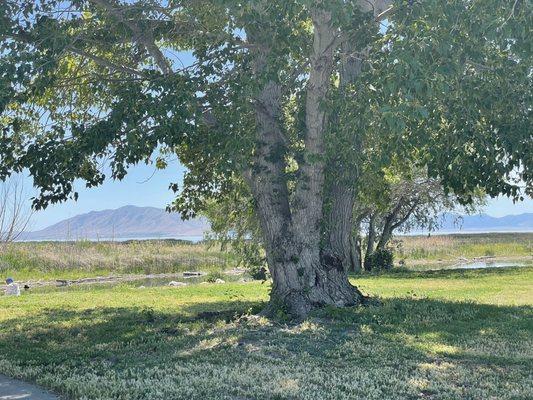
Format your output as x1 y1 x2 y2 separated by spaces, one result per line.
1 267 532 399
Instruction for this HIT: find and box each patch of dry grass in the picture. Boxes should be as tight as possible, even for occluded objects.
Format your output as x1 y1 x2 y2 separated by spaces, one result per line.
2 233 532 281
396 232 533 265
0 240 234 280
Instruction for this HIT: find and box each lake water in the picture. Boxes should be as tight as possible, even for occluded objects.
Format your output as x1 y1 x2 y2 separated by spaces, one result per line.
8 259 531 295
413 260 531 272
452 261 527 270
18 235 205 243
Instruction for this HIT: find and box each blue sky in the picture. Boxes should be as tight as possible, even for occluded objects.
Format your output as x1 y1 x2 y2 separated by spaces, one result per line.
24 160 184 230
18 163 533 230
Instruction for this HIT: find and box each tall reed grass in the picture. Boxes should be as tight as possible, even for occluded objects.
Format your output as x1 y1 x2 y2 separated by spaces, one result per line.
0 240 235 279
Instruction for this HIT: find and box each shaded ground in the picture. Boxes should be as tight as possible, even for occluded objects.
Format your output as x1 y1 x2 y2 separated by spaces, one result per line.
0 267 532 399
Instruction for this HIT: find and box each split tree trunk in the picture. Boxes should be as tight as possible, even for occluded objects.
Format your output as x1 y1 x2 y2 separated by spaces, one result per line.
242 3 400 318
245 7 363 318
268 9 363 318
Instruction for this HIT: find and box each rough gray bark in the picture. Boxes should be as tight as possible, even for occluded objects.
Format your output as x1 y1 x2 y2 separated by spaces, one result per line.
349 234 362 272
245 8 364 318
324 38 364 272
244 3 393 317
244 25 303 316
281 9 362 317
326 184 356 272
292 8 336 241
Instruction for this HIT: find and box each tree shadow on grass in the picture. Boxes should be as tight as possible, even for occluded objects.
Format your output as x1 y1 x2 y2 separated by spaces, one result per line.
0 296 531 399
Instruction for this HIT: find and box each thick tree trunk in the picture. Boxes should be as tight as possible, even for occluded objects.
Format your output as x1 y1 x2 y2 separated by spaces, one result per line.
323 38 363 273
326 184 355 272
245 5 372 318
253 2 395 317
264 247 363 318
266 9 363 318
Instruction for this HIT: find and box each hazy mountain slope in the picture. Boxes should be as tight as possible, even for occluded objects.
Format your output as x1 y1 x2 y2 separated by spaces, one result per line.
438 212 533 232
24 206 209 240
22 208 533 240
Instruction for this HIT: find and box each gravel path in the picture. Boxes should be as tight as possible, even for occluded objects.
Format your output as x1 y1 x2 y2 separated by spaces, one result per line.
0 271 207 290
0 374 58 400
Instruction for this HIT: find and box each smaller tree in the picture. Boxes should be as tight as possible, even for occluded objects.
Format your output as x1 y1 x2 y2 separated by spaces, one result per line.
0 175 33 245
356 170 484 271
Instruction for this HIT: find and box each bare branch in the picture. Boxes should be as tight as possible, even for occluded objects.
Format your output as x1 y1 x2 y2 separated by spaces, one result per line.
0 175 33 245
375 6 394 22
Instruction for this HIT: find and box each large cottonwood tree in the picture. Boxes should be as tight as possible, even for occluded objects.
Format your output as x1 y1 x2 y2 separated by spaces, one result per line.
1 0 531 317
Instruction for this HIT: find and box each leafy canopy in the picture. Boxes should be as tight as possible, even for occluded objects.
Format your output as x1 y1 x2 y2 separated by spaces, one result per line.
0 0 531 212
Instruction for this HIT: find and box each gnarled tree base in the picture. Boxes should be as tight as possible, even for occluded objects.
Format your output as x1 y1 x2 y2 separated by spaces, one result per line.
263 258 364 319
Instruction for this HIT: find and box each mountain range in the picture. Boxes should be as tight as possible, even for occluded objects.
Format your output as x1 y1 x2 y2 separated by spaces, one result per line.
22 205 209 241
20 206 533 241
437 212 533 232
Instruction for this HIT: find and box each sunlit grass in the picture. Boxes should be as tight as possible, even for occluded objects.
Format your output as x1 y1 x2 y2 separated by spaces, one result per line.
353 267 533 306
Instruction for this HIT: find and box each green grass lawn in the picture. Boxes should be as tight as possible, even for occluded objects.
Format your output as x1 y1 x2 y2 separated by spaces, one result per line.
1 267 532 399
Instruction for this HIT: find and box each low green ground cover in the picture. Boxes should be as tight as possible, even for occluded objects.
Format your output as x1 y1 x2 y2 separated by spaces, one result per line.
1 267 531 399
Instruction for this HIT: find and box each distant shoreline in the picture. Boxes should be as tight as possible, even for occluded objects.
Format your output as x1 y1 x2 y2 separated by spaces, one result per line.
15 235 206 243
13 230 533 243
403 229 533 236
18 207 532 243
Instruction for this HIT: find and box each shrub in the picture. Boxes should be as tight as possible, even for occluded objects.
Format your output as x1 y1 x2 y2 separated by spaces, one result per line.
205 271 224 283
248 264 268 281
366 249 394 271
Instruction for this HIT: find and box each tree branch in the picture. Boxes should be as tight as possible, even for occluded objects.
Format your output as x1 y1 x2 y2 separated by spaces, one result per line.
391 199 420 230
89 0 173 75
292 7 338 242
66 46 146 77
2 31 146 78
